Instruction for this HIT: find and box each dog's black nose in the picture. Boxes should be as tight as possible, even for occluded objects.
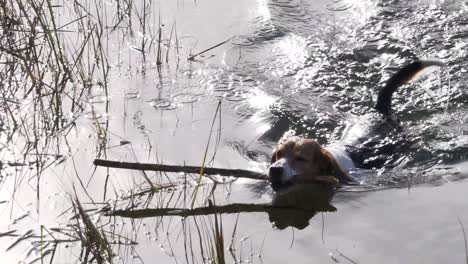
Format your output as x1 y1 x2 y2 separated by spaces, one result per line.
269 167 283 178
268 166 284 188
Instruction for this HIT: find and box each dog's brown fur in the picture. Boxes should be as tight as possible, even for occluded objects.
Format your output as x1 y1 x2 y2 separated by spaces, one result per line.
270 137 353 185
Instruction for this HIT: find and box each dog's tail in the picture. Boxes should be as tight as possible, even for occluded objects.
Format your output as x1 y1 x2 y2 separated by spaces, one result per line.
375 60 445 115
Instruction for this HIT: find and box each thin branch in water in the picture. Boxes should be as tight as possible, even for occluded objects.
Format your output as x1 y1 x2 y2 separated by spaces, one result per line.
188 37 232 61
458 216 468 264
166 21 175 63
336 249 358 264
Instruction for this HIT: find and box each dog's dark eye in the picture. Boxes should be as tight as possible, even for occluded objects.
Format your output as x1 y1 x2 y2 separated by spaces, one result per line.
276 150 283 158
295 156 307 162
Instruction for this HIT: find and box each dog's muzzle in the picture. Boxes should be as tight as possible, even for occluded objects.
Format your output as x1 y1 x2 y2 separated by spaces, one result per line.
268 158 297 189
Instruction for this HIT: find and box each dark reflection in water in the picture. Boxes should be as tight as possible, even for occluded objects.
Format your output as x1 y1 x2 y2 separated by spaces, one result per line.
269 184 336 230
109 183 336 230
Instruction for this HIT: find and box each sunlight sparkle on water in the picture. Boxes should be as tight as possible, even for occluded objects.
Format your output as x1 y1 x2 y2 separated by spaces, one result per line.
247 88 276 110
345 0 378 24
247 88 277 134
278 34 308 65
272 34 308 77
256 0 271 21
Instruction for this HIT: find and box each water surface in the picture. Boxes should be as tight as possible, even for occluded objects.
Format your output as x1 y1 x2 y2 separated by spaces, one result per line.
0 0 467 263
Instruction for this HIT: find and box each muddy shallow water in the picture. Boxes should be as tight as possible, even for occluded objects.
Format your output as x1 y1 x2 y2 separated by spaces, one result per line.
1 0 468 263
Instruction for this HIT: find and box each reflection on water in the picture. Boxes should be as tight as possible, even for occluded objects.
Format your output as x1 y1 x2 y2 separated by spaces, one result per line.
109 183 336 230
1 0 468 262
269 184 336 230
108 184 336 230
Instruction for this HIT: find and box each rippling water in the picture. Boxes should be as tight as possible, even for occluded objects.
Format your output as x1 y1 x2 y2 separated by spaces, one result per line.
1 0 468 263
219 0 468 185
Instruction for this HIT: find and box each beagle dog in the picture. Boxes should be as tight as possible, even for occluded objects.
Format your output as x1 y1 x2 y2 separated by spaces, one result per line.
268 60 445 189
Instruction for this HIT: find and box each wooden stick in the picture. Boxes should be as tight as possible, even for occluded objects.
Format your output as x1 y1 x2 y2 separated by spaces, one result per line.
93 159 268 181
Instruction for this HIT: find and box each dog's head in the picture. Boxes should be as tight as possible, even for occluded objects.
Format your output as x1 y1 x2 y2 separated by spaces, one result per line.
268 136 351 189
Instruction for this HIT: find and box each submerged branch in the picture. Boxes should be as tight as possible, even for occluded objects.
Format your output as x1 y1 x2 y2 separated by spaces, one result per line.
93 159 268 181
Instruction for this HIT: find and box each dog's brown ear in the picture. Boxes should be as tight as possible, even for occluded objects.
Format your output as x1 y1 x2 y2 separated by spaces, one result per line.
270 150 277 164
318 149 354 184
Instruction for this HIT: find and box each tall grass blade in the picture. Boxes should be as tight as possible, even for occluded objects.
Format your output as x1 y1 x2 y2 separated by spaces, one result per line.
190 100 222 208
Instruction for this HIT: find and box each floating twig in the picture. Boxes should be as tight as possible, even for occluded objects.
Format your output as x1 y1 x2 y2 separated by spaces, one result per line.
188 37 232 61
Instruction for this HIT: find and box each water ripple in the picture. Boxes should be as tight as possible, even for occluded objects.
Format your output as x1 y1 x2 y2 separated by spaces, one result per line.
148 98 176 110
326 0 353 11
